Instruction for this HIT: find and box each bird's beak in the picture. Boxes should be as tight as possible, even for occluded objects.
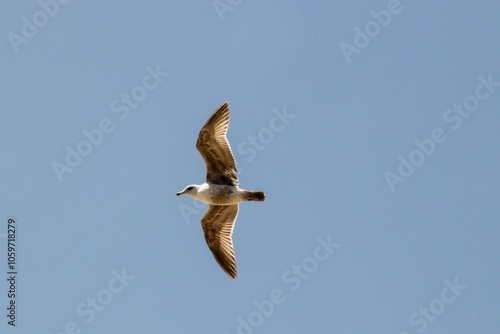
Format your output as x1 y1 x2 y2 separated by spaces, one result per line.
176 190 184 196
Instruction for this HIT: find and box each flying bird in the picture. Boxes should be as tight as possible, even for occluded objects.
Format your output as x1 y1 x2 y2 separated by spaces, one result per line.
177 102 266 279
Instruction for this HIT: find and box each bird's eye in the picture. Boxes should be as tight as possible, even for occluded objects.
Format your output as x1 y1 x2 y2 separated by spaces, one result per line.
187 186 193 190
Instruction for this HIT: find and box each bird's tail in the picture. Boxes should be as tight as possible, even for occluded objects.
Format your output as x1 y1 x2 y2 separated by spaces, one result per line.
244 191 266 202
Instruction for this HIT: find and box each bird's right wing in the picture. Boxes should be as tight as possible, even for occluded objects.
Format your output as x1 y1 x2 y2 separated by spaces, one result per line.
196 102 239 186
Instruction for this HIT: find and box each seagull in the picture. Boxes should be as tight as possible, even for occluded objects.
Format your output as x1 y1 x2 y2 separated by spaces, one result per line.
177 102 266 279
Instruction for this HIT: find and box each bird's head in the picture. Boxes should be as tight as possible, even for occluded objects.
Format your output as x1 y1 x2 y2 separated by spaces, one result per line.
176 185 198 197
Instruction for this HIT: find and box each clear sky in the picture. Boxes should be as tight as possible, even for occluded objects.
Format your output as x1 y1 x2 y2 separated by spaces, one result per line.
1 1 499 333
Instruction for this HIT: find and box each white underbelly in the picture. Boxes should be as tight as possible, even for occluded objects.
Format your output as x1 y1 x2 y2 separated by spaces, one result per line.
196 184 243 205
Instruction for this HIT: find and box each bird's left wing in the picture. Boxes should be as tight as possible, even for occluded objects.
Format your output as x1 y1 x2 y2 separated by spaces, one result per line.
201 204 239 279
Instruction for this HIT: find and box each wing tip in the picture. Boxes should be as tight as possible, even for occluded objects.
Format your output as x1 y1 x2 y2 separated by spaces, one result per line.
223 267 237 279
216 101 230 115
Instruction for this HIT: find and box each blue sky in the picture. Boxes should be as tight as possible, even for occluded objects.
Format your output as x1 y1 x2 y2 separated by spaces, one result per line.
1 1 499 333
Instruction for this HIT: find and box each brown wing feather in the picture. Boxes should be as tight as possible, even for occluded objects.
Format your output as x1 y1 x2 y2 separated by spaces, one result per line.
196 102 239 186
201 204 239 279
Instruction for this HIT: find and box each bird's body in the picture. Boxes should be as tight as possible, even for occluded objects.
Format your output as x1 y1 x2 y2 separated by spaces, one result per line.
177 102 265 279
194 182 240 205
182 182 263 206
